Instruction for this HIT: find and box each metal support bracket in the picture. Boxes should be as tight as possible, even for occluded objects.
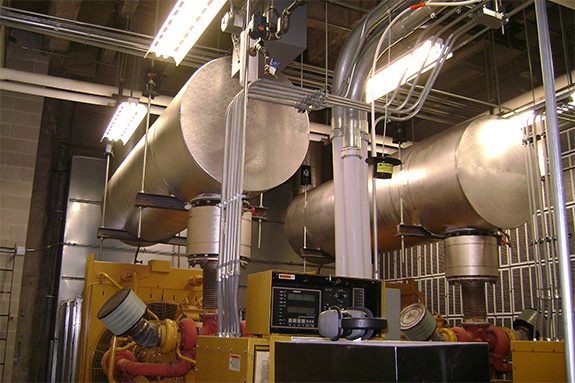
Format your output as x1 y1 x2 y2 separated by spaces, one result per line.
97 227 187 247
397 224 446 240
135 192 190 211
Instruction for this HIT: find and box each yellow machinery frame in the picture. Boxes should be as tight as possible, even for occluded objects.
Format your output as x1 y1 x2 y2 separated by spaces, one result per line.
76 254 203 382
511 340 566 382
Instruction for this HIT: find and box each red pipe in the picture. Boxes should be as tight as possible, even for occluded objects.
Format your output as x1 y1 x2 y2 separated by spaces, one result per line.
451 326 473 342
112 350 194 378
199 314 218 336
451 324 512 373
486 327 512 372
179 318 198 351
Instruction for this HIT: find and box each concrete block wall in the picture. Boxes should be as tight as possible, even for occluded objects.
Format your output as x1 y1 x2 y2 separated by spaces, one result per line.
0 90 43 382
0 92 43 247
0 29 48 381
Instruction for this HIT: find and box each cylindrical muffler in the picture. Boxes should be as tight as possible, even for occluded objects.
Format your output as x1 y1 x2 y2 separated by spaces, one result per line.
106 57 309 243
186 195 252 262
444 235 499 282
285 116 529 254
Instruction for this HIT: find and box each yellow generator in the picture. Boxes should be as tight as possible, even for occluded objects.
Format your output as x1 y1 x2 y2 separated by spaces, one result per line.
76 255 203 382
78 266 495 382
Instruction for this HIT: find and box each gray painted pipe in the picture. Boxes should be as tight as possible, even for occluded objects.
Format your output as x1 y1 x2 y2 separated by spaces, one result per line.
105 57 309 243
534 1 575 379
285 116 530 254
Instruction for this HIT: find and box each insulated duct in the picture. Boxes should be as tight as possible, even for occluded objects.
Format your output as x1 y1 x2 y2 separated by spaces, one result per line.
106 57 309 242
285 116 530 255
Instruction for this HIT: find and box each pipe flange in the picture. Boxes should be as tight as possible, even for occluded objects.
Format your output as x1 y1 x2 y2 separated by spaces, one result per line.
434 327 458 342
187 254 219 266
179 318 198 351
330 128 343 139
444 229 497 238
341 147 362 158
160 319 178 353
191 194 221 207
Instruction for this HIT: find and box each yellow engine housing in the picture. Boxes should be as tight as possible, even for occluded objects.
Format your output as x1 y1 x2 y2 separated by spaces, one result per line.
76 254 203 382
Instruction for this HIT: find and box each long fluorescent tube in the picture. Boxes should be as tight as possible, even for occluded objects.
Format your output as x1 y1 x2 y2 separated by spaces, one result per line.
102 100 147 144
366 39 452 103
147 0 228 66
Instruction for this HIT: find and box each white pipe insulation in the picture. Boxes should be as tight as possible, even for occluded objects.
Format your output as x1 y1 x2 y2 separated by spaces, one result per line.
0 67 171 110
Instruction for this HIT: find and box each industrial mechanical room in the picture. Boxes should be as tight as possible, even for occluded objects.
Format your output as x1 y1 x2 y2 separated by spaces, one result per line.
1 0 574 382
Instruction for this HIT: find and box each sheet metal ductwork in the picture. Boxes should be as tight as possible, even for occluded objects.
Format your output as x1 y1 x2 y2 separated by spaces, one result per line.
106 57 309 243
285 116 529 255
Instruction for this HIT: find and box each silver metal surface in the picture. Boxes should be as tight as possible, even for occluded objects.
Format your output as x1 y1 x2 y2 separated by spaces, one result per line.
57 156 184 303
68 156 107 202
400 302 436 341
54 297 82 383
444 235 499 281
59 246 92 279
57 280 85 307
63 202 102 246
286 116 530 254
285 181 336 256
186 205 252 261
106 57 309 243
534 1 575 379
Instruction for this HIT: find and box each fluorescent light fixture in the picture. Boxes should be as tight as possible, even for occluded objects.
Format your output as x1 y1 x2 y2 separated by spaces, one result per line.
147 0 228 66
102 100 147 144
366 39 452 103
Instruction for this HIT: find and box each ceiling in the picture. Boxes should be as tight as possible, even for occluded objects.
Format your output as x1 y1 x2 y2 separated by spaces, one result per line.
2 0 575 151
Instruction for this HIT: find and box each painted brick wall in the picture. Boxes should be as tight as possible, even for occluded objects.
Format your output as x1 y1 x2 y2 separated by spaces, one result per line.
0 29 48 381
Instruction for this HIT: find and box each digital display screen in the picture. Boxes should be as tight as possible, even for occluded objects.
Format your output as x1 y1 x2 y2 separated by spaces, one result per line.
287 306 316 315
287 293 316 302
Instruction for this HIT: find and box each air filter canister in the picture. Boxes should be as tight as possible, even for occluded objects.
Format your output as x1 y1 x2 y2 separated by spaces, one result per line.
97 288 146 336
400 303 437 341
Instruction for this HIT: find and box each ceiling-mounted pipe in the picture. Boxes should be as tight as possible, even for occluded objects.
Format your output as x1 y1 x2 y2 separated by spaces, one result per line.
500 68 575 115
0 80 113 106
285 116 530 256
0 80 166 115
0 67 172 107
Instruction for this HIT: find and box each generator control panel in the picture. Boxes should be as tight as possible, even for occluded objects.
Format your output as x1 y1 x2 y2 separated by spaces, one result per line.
246 270 384 335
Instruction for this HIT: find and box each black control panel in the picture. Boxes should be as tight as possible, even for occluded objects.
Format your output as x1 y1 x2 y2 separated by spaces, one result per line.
268 272 382 335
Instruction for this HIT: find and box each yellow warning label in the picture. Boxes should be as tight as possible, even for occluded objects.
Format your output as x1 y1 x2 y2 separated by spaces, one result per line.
376 162 393 174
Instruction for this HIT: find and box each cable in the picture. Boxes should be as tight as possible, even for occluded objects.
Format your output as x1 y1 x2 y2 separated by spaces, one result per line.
414 0 482 7
24 242 65 253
